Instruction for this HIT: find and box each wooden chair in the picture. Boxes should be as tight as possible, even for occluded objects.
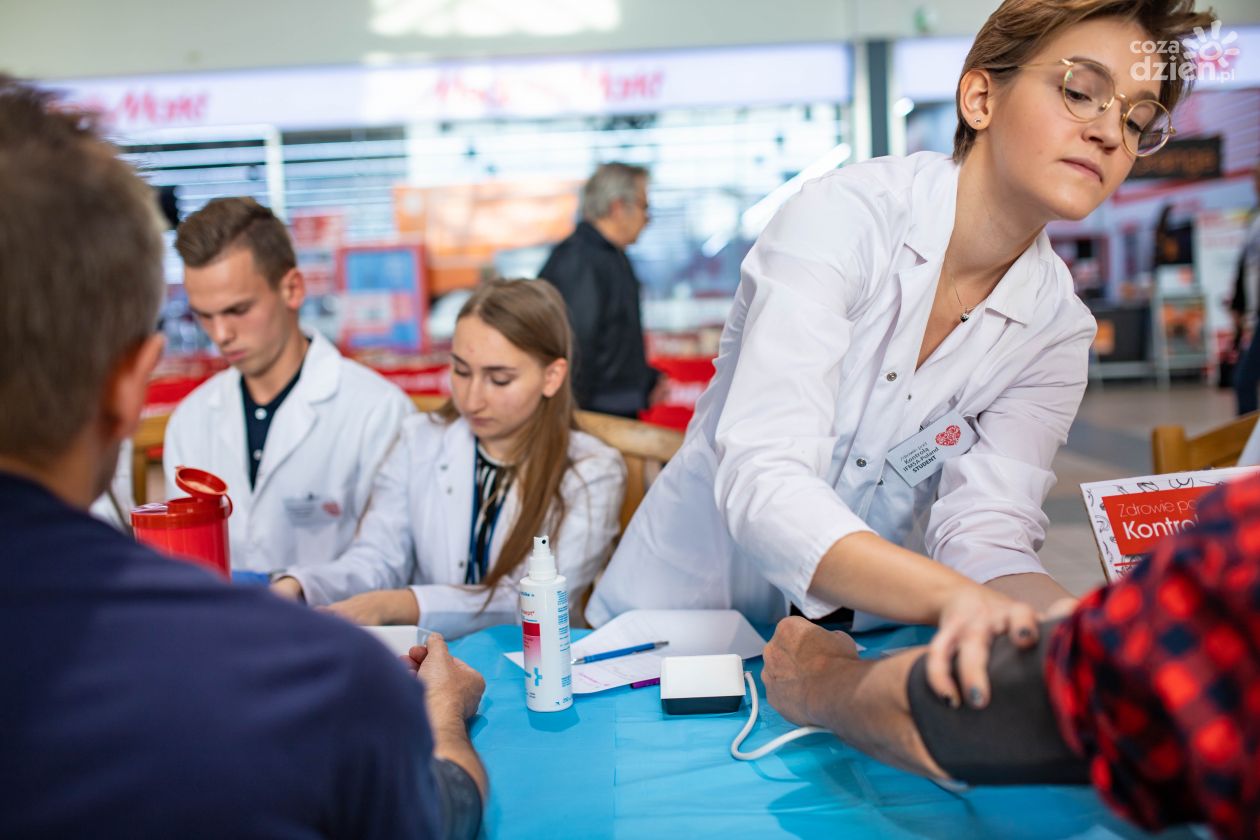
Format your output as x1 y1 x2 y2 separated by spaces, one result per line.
131 414 172 504
1151 411 1259 473
574 410 684 532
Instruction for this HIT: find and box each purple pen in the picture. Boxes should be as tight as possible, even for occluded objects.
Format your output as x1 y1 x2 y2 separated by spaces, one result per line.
630 678 660 689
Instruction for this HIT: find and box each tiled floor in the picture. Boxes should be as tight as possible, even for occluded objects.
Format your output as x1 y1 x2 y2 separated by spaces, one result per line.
1039 380 1238 595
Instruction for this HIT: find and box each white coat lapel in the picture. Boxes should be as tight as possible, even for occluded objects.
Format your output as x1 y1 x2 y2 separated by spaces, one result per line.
253 333 337 498
254 396 316 498
439 419 477 575
211 369 250 497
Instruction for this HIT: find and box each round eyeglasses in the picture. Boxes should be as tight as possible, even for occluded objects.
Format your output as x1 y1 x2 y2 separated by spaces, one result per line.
1013 58 1174 157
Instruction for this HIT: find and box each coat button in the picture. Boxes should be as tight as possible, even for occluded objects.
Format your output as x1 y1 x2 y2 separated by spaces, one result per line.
885 372 897 382
856 458 867 468
439 464 448 471
446 487 453 494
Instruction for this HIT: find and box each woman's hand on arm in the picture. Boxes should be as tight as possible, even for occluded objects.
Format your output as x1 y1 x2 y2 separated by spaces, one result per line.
809 531 1039 708
321 589 420 626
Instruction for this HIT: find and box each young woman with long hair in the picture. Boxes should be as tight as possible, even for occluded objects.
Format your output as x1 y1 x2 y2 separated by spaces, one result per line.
273 279 625 638
590 0 1216 708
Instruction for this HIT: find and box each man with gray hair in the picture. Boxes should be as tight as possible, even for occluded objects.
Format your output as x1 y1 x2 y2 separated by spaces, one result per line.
540 162 660 417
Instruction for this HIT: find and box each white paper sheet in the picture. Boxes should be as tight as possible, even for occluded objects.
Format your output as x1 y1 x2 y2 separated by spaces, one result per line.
504 609 767 694
361 625 436 656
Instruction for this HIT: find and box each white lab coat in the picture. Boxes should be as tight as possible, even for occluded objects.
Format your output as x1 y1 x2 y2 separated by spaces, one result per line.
163 330 413 573
288 413 625 639
588 152 1096 628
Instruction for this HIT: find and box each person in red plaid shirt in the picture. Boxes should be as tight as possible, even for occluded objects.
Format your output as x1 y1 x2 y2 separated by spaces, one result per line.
1041 472 1260 836
761 469 1259 840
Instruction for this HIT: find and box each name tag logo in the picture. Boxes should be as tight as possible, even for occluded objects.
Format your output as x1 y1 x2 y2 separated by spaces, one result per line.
887 410 977 487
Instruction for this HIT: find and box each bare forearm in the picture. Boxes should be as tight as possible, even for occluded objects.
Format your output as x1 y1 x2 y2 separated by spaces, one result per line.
984 572 1073 613
807 532 974 624
809 652 947 779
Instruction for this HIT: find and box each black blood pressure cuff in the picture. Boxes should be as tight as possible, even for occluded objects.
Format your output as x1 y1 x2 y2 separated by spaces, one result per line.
432 758 483 840
905 620 1089 786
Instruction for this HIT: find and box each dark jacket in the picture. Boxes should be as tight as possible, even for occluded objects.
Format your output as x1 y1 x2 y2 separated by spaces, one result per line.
0 471 452 839
539 221 658 417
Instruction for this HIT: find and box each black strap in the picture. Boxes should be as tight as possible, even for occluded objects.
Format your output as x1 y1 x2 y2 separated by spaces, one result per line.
905 619 1089 786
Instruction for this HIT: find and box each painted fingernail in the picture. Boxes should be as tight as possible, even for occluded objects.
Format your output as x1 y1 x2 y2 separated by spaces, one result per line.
1017 627 1033 640
968 687 985 708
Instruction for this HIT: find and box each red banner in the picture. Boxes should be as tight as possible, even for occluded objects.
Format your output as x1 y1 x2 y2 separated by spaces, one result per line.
1101 486 1214 556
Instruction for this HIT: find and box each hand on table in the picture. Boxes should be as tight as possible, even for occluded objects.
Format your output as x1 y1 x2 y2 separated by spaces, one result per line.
761 616 861 728
405 634 485 723
320 589 419 626
403 634 490 801
928 585 1038 710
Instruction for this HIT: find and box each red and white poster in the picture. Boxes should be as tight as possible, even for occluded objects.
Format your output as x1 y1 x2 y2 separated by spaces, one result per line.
1082 466 1260 581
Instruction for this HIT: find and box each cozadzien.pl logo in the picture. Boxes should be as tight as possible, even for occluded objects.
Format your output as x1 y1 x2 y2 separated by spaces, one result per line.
1131 20 1240 82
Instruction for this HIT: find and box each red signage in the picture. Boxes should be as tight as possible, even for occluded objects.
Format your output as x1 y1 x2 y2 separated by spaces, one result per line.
1101 486 1215 556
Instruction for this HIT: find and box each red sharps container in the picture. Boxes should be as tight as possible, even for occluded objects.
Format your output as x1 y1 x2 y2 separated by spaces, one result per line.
131 466 233 577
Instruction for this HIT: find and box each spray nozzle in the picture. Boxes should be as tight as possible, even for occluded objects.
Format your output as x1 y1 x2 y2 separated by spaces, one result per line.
528 535 557 580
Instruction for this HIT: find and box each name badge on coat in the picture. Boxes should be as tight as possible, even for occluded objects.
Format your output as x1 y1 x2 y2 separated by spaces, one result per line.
886 410 977 487
283 494 343 528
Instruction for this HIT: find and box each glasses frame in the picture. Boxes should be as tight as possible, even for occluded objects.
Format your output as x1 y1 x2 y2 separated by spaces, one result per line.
1007 58 1174 157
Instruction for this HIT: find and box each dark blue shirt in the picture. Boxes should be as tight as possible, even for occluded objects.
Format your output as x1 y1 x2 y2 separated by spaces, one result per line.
241 359 304 488
0 472 443 838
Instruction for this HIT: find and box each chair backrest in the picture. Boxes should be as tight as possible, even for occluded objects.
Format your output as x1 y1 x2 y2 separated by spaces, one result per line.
574 410 684 532
1151 411 1259 473
131 414 171 504
409 393 684 532
410 393 447 413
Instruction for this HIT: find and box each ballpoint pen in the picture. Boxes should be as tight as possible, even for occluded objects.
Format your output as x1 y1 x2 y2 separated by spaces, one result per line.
572 640 669 665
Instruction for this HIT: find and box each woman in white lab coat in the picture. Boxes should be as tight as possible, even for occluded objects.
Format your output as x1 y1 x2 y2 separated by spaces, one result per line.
272 279 624 639
590 2 1206 707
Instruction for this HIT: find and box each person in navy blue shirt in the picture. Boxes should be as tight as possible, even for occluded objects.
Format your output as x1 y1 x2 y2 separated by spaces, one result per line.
0 76 486 839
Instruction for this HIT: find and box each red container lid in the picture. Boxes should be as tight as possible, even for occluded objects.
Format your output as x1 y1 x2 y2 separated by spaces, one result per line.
175 466 229 499
130 466 232 529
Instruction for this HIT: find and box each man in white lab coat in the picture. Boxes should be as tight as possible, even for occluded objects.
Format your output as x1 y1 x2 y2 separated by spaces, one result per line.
164 197 412 573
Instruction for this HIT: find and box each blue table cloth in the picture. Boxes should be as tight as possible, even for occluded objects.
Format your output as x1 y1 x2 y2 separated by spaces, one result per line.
450 625 1197 840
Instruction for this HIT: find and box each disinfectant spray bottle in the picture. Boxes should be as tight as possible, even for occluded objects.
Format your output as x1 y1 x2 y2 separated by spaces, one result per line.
519 535 572 712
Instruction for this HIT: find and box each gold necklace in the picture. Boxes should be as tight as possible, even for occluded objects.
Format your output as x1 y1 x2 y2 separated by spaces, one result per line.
950 270 976 323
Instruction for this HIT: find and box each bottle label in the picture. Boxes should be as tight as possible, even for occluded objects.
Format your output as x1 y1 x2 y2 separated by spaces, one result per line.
556 588 570 652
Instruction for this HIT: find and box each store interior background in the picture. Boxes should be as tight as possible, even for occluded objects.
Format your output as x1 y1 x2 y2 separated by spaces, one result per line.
7 0 1260 593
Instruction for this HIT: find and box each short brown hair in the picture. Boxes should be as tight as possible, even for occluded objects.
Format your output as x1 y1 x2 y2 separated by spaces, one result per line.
953 0 1218 160
175 196 296 287
0 77 165 464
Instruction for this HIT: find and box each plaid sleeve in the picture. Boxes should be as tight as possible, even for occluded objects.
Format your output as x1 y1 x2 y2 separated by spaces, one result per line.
1044 473 1260 840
